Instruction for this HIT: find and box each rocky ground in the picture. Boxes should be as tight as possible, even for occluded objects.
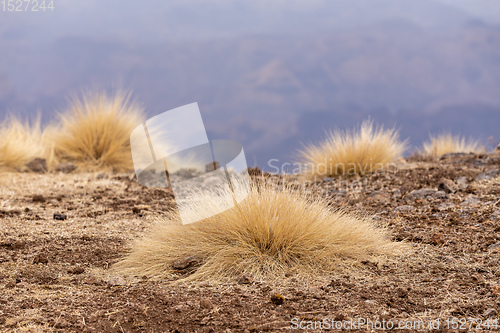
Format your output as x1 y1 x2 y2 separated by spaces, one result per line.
0 152 499 332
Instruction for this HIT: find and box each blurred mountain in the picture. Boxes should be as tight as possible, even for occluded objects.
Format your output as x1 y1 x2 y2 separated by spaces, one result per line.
1 0 499 168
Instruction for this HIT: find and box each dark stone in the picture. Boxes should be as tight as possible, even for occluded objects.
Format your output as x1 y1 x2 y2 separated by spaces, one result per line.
172 256 201 270
26 158 47 173
32 195 46 203
406 188 436 200
438 179 457 193
53 213 67 220
55 162 77 173
475 169 499 181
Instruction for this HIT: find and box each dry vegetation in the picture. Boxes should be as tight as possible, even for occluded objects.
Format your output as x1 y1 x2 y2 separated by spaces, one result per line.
0 91 143 173
421 133 485 158
0 117 53 171
51 91 143 172
299 121 407 178
114 181 397 282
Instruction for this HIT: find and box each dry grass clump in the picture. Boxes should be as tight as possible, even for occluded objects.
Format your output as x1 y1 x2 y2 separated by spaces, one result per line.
0 116 54 171
299 121 406 178
420 133 485 157
52 91 143 172
114 181 398 282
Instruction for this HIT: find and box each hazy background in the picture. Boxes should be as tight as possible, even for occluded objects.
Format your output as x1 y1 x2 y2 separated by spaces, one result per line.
1 0 499 171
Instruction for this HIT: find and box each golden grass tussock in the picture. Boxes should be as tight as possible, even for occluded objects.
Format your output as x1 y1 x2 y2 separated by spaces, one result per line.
421 133 485 157
299 121 406 178
51 91 143 172
0 116 54 171
114 180 399 282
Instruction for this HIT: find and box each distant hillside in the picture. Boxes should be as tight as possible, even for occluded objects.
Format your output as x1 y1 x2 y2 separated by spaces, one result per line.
1 0 499 168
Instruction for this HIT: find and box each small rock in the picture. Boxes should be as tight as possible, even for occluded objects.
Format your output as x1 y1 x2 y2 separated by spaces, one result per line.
393 205 415 213
396 287 409 298
461 196 481 207
483 308 498 318
32 194 46 203
26 158 47 173
476 169 499 181
108 275 126 286
200 298 213 309
392 189 401 198
490 210 500 220
435 202 455 211
430 233 445 246
96 173 107 180
270 294 285 305
406 188 436 201
53 213 67 220
55 162 77 173
432 191 448 199
206 161 220 172
32 253 49 264
456 176 469 189
364 300 377 305
237 273 253 285
438 179 457 193
132 207 141 214
488 242 500 252
172 256 201 270
68 266 85 275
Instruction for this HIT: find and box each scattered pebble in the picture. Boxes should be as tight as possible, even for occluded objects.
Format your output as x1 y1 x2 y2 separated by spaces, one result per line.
476 169 499 181
393 205 415 213
438 179 457 193
200 298 213 309
53 213 67 220
26 158 47 173
108 275 126 286
32 253 49 264
32 194 46 203
56 162 78 173
406 188 436 201
487 242 500 252
172 256 201 270
270 294 285 305
430 233 445 246
68 266 85 275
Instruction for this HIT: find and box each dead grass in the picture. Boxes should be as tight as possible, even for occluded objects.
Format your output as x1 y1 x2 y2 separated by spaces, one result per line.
0 116 54 172
114 180 399 282
51 91 143 172
420 133 485 157
298 121 406 178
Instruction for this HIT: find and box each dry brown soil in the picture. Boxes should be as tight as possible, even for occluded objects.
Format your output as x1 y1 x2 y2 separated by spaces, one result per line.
1 153 499 332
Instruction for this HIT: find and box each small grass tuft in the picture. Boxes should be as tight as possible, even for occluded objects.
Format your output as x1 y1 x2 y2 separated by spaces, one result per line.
0 116 54 171
51 91 143 172
420 133 485 157
114 180 400 282
299 121 406 178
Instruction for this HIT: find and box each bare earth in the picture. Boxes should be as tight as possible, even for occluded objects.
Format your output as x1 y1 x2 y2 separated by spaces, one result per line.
1 153 499 332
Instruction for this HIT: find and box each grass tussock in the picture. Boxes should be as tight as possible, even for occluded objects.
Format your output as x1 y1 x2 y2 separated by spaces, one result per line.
52 91 143 172
299 121 406 178
421 133 485 157
0 116 54 171
114 181 399 282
